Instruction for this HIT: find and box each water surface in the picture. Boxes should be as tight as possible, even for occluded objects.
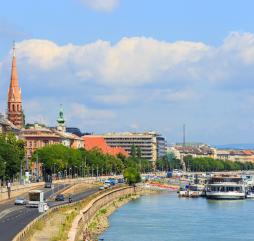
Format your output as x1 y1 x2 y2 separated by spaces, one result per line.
100 192 254 241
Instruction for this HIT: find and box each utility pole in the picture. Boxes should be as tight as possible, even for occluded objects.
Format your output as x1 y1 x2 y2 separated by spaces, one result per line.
181 124 187 172
183 124 186 147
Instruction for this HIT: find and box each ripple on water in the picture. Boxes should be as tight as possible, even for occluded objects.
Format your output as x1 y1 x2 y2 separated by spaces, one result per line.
100 192 254 241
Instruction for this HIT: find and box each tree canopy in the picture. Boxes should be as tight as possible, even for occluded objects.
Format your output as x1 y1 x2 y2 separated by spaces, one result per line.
0 133 25 181
123 167 141 185
183 155 254 172
33 144 151 181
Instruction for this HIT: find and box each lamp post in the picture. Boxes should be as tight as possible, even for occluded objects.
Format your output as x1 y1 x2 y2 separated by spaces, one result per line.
41 163 44 182
69 167 72 179
3 161 6 186
20 158 23 185
36 153 39 182
53 163 56 179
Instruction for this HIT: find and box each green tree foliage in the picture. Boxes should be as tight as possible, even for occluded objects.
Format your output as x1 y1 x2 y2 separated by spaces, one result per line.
130 145 136 158
33 144 151 178
136 147 142 159
183 156 254 172
0 133 25 180
123 167 141 185
156 153 181 171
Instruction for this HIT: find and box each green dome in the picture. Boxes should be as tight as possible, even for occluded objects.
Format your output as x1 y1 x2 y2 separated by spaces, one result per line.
57 106 65 124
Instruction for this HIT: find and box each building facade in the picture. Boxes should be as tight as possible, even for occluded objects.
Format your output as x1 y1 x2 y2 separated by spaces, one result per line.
20 123 62 158
168 144 216 160
7 45 24 129
99 132 166 162
0 113 20 135
168 144 254 164
20 107 83 158
215 149 254 163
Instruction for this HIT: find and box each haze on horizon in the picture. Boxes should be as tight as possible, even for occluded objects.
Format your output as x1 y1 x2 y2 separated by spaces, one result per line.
0 0 254 145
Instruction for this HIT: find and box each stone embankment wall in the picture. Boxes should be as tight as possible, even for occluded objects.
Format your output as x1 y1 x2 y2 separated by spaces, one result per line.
68 186 135 241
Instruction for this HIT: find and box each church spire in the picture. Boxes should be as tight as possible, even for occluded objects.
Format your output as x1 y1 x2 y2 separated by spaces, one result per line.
7 42 24 129
13 41 16 57
57 105 66 132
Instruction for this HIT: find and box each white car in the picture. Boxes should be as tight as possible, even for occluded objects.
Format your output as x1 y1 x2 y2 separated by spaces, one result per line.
14 197 27 205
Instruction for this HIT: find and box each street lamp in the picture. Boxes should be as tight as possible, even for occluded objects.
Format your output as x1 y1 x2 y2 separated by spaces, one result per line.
51 163 56 180
3 162 6 185
69 167 72 178
20 158 23 185
36 153 39 182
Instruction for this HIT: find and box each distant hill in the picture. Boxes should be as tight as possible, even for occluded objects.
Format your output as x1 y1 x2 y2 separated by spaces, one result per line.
216 144 254 150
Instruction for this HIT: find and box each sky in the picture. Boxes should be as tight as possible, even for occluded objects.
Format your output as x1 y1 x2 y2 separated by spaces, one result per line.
1 0 254 145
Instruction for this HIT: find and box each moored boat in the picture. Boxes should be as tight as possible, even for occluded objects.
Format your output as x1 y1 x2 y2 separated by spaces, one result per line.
206 175 245 200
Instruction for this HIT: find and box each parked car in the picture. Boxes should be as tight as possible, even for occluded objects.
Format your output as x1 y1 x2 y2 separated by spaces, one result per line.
108 178 118 185
55 194 65 201
44 182 52 188
117 178 125 183
14 197 27 205
104 180 112 187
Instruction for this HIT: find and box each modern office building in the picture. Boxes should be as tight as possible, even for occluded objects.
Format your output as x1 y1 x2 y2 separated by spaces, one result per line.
99 132 166 162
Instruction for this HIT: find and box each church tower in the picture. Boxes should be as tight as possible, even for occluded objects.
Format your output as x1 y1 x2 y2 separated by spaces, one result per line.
57 105 66 132
7 43 24 129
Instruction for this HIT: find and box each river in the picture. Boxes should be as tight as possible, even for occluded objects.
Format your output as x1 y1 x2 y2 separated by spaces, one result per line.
100 192 254 241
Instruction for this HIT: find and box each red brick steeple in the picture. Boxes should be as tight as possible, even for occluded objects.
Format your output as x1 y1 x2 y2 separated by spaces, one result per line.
7 43 24 128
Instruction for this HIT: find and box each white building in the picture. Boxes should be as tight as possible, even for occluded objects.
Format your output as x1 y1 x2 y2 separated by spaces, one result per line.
100 131 166 162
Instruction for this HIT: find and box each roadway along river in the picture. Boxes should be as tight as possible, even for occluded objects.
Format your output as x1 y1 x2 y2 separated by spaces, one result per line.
0 184 99 241
100 192 254 241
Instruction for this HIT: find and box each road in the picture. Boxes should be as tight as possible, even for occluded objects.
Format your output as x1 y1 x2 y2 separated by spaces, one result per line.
0 183 99 241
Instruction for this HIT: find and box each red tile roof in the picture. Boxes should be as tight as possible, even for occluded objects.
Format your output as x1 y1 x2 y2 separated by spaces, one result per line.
242 150 254 155
83 136 128 157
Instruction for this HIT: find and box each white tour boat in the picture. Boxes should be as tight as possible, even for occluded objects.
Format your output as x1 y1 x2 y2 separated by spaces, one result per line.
206 176 245 200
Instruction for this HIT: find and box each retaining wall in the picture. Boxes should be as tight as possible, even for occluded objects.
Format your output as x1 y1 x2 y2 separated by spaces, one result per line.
68 186 135 241
12 185 132 241
11 178 97 241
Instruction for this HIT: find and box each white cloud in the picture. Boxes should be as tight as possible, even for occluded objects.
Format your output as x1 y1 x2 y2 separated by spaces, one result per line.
79 0 119 12
2 33 254 143
94 92 135 105
68 102 116 124
23 98 116 130
1 32 254 100
12 37 210 87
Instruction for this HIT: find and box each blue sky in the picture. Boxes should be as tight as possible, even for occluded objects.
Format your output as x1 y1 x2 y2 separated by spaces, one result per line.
1 0 254 145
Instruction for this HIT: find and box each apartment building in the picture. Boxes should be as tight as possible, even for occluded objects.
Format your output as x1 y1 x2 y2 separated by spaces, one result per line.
100 132 166 162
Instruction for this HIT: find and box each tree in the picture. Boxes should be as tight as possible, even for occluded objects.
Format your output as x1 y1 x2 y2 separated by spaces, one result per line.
123 167 141 185
137 147 142 159
0 133 25 181
130 145 136 158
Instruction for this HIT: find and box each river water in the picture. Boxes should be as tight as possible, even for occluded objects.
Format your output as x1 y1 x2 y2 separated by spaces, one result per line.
100 192 254 241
